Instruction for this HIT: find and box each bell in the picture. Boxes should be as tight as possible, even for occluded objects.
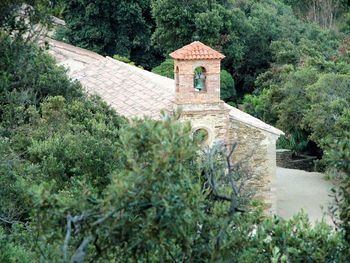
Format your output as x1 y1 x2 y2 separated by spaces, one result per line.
194 72 205 91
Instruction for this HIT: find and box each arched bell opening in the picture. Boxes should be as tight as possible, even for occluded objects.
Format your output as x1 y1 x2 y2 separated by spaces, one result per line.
193 66 206 92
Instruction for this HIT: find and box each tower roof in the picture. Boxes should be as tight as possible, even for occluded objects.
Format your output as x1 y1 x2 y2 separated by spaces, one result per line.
169 41 225 60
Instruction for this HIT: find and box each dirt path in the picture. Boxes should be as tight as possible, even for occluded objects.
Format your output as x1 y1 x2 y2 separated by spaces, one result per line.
276 167 334 225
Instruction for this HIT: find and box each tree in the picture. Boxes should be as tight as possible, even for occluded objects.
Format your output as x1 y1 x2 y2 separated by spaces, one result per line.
284 0 348 28
151 58 174 79
0 0 52 42
220 69 236 101
303 73 350 147
57 0 161 69
151 0 210 55
326 133 350 245
0 32 83 131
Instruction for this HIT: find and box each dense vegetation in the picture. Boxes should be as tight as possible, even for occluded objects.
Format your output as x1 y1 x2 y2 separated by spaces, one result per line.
0 0 349 262
0 32 349 261
54 0 350 161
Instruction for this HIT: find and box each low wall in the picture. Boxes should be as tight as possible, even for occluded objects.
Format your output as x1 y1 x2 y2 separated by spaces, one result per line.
276 149 317 171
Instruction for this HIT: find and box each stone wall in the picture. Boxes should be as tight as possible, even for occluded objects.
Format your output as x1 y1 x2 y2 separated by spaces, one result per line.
177 102 279 214
276 149 317 171
226 119 278 214
176 102 230 144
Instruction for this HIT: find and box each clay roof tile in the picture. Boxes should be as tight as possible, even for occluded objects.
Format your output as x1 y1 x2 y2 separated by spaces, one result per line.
169 41 225 60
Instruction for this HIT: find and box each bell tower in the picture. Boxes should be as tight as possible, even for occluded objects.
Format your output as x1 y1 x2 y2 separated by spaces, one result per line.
170 41 230 145
170 41 225 104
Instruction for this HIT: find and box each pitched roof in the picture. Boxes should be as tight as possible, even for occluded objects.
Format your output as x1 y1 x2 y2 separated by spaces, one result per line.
70 57 175 119
46 39 283 135
169 41 225 60
225 104 284 136
40 38 104 73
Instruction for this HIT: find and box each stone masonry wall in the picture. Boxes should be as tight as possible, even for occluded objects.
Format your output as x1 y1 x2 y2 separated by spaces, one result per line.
176 102 230 144
226 119 278 214
177 102 278 214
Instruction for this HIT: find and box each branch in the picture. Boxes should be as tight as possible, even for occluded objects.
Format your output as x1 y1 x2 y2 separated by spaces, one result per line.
62 213 87 261
0 216 20 225
70 235 93 263
63 214 72 261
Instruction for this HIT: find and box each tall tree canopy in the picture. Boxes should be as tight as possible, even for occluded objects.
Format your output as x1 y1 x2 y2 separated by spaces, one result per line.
56 0 161 69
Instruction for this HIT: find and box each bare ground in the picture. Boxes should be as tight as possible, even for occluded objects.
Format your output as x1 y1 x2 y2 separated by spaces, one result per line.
276 167 334 225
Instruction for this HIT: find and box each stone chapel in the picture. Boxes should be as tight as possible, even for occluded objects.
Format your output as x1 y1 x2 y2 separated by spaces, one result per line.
46 39 284 213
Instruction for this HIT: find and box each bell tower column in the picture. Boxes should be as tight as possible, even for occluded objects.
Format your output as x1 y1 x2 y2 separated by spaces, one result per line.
169 41 230 145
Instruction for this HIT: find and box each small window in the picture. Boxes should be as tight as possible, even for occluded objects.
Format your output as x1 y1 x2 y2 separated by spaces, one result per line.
193 67 206 92
193 128 209 145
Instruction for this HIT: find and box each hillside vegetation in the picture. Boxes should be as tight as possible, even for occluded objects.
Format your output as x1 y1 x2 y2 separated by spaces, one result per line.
54 0 350 160
0 0 349 262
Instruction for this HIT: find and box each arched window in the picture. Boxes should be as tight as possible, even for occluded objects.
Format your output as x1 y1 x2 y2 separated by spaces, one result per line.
193 67 206 92
193 128 209 145
175 66 179 92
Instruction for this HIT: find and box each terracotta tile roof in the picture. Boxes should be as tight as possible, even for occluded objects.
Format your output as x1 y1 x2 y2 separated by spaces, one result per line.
225 104 284 136
169 41 225 60
46 39 283 135
40 38 104 73
70 57 175 119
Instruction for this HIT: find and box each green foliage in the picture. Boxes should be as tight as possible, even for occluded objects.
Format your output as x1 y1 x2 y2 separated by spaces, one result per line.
277 132 310 155
151 0 209 54
151 58 174 79
304 73 350 146
220 69 236 101
0 227 34 263
243 27 350 156
0 33 82 119
325 134 350 244
112 54 144 69
1 3 350 261
340 12 350 33
0 34 126 246
0 138 34 222
112 54 136 65
56 0 162 69
24 114 349 261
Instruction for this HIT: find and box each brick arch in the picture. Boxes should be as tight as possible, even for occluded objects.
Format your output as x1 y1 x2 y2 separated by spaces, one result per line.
193 66 207 92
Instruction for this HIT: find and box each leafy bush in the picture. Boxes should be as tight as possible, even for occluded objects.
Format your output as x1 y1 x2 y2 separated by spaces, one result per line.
243 43 350 158
220 69 236 101
152 58 174 79
0 227 34 263
26 114 349 262
0 33 82 125
325 133 350 245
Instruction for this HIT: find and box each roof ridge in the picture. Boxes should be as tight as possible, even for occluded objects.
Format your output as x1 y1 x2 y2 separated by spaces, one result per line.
44 38 104 60
225 103 284 136
169 41 225 60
